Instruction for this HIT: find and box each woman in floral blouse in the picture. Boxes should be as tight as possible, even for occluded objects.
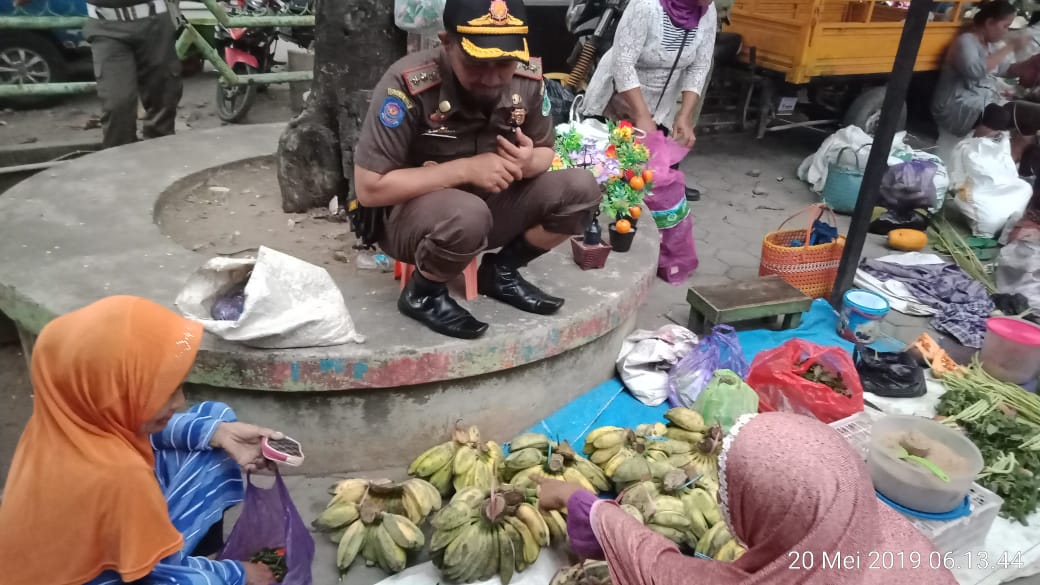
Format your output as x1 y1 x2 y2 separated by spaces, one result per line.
581 0 716 200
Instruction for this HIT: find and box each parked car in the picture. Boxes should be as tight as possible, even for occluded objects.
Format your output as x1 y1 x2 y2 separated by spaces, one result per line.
0 0 92 104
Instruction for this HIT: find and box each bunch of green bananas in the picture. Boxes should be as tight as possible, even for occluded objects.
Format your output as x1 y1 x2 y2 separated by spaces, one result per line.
430 486 548 584
550 560 612 585
313 477 442 574
335 510 426 574
617 480 744 562
503 433 611 494
408 424 504 497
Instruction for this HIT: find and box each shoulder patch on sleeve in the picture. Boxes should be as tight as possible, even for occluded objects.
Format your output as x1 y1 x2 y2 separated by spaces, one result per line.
387 87 414 109
378 95 408 128
402 63 442 96
514 57 543 80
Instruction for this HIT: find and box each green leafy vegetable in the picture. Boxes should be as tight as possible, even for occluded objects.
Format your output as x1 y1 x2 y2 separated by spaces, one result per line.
936 361 1040 524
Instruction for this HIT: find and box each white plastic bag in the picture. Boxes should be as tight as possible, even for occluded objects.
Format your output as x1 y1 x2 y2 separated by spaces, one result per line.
948 134 1034 238
394 0 445 33
615 325 699 406
175 246 365 349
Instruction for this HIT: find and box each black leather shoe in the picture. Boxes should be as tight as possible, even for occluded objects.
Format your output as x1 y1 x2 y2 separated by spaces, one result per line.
478 238 565 315
398 271 488 339
685 186 702 201
478 259 565 315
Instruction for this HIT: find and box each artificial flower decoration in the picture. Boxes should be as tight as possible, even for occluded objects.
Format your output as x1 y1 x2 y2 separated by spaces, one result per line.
552 120 654 220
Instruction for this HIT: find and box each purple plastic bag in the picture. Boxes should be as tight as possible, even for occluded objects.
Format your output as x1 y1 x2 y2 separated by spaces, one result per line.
219 470 315 585
667 325 750 408
880 160 937 211
643 131 698 283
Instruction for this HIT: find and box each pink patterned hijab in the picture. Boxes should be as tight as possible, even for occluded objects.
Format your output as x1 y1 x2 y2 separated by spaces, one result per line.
589 412 958 585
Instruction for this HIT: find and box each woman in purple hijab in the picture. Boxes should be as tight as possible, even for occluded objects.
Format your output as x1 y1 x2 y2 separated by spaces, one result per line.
581 0 717 200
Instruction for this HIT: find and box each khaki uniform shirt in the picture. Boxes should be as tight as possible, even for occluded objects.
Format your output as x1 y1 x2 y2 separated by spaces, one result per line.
354 48 553 175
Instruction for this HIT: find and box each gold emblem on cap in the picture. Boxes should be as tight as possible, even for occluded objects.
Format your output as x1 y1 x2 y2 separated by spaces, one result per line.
463 0 525 28
438 101 451 113
489 0 509 23
511 94 521 106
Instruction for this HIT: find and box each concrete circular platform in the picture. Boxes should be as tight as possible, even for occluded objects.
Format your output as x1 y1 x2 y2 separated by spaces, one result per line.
0 123 659 473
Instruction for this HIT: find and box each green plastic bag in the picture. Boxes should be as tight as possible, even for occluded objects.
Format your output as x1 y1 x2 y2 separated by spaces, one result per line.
692 369 759 433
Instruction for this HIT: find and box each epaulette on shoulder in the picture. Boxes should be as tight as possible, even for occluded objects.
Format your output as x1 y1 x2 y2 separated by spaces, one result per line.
514 57 543 81
402 62 442 96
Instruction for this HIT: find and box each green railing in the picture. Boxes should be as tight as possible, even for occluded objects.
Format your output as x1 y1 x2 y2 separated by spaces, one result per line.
0 0 314 98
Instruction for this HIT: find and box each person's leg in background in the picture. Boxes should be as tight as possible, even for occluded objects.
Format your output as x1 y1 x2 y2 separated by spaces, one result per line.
137 12 183 139
84 19 140 148
682 59 714 202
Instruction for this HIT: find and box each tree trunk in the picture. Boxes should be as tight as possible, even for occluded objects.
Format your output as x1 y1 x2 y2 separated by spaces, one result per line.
277 0 406 213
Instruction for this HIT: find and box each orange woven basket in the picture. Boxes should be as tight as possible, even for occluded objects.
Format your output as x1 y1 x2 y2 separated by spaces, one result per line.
759 204 846 299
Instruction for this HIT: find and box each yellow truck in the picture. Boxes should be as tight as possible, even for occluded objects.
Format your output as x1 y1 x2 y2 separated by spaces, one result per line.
723 0 978 136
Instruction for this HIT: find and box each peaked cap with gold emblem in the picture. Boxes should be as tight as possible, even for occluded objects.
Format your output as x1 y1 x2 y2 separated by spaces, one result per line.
442 0 530 62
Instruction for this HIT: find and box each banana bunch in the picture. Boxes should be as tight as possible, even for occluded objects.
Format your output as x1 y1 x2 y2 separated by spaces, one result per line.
550 560 612 585
696 522 746 561
581 426 644 478
663 407 708 443
314 478 442 574
617 480 744 562
663 409 726 486
408 424 504 496
504 433 611 493
541 507 569 546
634 422 668 438
335 510 426 574
318 477 442 530
430 486 548 584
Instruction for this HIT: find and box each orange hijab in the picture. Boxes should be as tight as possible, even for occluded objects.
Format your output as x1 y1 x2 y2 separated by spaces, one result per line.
0 296 204 585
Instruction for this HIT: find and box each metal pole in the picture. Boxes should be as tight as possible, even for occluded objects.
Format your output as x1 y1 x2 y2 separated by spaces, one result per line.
829 0 933 308
0 82 97 97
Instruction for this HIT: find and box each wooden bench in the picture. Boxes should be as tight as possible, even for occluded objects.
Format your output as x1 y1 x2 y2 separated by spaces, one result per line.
686 276 813 334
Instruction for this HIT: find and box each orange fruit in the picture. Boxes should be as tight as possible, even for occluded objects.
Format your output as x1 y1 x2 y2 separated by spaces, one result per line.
642 169 654 183
628 206 642 219
629 176 645 191
615 219 632 234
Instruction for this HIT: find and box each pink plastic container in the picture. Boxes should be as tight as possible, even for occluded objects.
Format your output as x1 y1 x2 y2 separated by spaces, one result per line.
981 317 1040 386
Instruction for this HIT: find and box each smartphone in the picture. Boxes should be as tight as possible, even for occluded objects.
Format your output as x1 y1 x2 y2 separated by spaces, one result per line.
262 435 305 467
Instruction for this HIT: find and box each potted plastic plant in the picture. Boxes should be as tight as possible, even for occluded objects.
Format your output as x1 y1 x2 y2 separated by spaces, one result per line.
551 120 653 254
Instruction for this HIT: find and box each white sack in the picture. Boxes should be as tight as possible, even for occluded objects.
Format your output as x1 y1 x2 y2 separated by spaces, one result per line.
615 325 699 406
948 135 1033 238
176 246 365 348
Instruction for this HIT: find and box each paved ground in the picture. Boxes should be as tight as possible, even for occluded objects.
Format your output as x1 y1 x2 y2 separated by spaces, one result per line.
4 76 1032 585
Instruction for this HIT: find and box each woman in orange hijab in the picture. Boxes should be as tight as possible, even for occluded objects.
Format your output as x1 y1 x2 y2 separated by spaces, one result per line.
0 296 280 585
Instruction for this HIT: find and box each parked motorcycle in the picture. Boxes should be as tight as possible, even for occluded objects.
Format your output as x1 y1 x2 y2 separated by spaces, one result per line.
561 0 627 90
214 0 312 123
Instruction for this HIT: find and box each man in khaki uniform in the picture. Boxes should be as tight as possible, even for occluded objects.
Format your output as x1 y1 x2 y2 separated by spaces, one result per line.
13 0 182 147
353 0 602 340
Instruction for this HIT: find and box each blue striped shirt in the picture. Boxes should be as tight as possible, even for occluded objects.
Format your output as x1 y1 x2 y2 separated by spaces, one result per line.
85 402 246 585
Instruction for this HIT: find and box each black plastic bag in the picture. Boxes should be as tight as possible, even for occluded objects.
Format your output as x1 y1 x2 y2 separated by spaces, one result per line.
868 208 930 235
854 345 927 398
545 78 575 126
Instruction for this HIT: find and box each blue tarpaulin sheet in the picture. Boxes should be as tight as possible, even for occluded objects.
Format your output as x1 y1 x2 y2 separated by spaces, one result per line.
526 299 904 452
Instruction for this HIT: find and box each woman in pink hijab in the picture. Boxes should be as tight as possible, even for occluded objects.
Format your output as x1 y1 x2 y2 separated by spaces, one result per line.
536 412 958 584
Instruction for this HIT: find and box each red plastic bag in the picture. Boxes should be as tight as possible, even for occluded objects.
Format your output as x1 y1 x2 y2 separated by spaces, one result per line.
746 339 864 423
